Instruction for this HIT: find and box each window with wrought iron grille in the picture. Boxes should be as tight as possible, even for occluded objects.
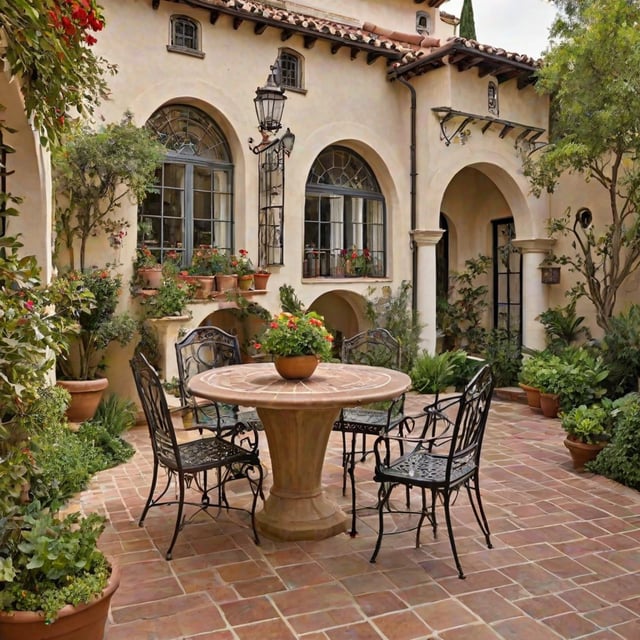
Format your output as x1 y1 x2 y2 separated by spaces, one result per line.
304 146 386 278
139 105 234 267
278 50 303 90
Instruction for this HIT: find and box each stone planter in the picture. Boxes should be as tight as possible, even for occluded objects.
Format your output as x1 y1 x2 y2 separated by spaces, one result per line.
0 562 120 640
56 377 109 423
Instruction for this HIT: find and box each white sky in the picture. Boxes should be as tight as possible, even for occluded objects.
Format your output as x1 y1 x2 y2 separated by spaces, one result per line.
444 0 558 58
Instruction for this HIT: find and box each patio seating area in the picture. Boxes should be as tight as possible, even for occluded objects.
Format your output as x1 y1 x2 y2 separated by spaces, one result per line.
82 391 640 640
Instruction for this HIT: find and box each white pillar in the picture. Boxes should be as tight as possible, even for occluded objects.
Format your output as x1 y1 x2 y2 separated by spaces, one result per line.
411 229 444 354
513 239 556 351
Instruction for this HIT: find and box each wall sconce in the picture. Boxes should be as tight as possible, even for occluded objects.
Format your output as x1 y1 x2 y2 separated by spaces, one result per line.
540 261 561 285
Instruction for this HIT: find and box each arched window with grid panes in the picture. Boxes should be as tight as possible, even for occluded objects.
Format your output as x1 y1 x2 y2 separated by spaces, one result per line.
278 49 303 90
139 105 234 267
304 146 385 278
169 15 202 55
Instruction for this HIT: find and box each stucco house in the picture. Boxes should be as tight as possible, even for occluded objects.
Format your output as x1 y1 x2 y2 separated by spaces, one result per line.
2 0 621 401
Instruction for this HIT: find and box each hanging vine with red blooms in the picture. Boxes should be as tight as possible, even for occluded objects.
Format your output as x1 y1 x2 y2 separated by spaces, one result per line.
0 0 115 144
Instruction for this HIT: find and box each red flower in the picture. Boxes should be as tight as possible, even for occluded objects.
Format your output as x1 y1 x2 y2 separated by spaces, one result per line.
24 300 35 311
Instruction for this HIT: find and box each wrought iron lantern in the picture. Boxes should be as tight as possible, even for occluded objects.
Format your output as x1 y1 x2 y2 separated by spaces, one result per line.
254 62 286 134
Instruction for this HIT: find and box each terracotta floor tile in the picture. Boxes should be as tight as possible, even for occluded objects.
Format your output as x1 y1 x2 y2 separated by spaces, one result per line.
88 396 640 640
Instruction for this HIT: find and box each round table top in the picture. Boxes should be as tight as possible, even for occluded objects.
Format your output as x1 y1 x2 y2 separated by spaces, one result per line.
188 362 411 410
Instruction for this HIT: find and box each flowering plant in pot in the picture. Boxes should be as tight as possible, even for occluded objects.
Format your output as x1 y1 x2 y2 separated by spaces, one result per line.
0 238 119 637
255 311 334 378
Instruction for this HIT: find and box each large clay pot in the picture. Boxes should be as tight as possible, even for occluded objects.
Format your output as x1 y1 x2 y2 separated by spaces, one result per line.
56 377 109 423
137 266 163 289
539 392 560 418
0 562 120 640
518 382 541 410
274 355 319 380
194 276 215 299
564 437 607 472
216 273 238 292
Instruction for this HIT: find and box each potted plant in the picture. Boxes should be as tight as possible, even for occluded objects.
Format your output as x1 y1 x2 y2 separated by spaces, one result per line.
253 266 271 291
255 311 334 379
410 349 468 397
561 400 619 471
134 244 163 289
0 238 119 639
230 248 255 290
55 268 137 422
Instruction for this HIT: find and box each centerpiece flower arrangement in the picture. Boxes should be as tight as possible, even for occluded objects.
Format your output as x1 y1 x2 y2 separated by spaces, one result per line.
255 311 334 378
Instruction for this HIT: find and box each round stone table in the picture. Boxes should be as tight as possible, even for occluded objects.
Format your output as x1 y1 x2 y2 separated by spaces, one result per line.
188 362 411 541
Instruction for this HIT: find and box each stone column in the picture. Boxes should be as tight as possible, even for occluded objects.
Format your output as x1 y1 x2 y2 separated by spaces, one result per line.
512 238 556 351
411 229 444 353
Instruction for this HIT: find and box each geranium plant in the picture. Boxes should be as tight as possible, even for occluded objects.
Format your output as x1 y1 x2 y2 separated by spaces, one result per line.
230 248 255 276
256 311 334 360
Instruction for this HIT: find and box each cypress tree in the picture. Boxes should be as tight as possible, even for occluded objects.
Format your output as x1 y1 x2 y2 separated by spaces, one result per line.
459 0 477 40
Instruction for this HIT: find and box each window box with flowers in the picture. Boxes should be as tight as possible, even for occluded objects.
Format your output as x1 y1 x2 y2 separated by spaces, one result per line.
255 311 334 379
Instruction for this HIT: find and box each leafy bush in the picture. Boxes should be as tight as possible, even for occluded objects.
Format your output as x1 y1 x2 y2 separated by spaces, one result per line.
538 300 590 354
410 350 468 394
600 305 640 396
482 328 521 387
587 393 640 488
561 401 619 444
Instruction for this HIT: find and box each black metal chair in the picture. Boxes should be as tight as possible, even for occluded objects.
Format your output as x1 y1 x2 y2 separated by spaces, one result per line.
130 352 264 560
369 364 495 579
332 328 406 536
175 326 262 433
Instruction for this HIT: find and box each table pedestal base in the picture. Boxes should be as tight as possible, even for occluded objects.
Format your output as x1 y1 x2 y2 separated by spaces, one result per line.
256 406 347 541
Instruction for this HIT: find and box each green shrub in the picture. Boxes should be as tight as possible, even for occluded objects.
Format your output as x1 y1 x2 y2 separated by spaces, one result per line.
410 350 468 394
482 328 521 387
587 393 640 488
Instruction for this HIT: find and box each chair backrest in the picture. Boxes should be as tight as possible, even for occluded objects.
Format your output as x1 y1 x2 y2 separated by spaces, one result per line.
444 364 495 479
175 326 242 407
130 352 180 465
342 328 401 370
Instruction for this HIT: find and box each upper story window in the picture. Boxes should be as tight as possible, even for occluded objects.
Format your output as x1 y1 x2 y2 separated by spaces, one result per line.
304 146 386 278
278 50 303 91
168 15 204 58
139 105 234 267
416 11 431 36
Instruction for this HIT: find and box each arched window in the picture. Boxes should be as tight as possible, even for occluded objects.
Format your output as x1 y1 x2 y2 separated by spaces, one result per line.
416 11 431 36
139 105 233 266
278 50 303 90
169 15 202 56
304 146 385 278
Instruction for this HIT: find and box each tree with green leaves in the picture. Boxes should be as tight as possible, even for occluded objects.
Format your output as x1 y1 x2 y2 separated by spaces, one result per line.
459 0 477 40
525 0 640 331
53 113 165 272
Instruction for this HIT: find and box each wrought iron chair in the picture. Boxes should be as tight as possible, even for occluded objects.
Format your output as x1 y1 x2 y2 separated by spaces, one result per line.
130 352 264 560
175 326 262 433
332 328 406 536
369 364 495 578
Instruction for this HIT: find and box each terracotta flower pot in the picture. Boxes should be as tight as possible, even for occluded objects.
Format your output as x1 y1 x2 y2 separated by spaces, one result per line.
563 437 607 472
274 355 319 380
518 382 541 409
216 273 238 292
137 266 163 289
56 377 109 423
0 562 120 640
253 272 271 290
539 392 560 418
194 275 215 299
